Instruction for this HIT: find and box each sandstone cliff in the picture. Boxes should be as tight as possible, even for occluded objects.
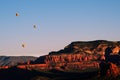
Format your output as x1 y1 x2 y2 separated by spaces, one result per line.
33 40 120 71
35 40 120 64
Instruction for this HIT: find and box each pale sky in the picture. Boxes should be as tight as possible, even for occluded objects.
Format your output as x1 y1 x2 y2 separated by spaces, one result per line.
0 0 120 57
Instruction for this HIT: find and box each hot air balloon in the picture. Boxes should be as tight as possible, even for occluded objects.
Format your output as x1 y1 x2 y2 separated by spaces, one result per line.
16 13 19 16
33 25 36 29
22 44 25 48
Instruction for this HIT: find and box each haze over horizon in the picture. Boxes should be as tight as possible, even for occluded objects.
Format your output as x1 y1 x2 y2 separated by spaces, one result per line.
0 0 120 57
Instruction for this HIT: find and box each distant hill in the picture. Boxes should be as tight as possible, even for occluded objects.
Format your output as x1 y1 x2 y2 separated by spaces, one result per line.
0 56 37 66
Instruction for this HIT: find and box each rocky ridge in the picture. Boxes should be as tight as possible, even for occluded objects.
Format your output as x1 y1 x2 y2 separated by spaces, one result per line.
35 40 120 64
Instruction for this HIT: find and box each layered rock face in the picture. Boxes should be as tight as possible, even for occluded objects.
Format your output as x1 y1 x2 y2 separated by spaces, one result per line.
45 54 98 63
49 40 120 55
36 40 120 63
34 40 120 71
108 62 120 77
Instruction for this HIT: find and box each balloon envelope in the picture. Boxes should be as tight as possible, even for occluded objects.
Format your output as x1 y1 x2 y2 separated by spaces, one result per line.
22 44 25 48
16 13 19 16
33 25 36 29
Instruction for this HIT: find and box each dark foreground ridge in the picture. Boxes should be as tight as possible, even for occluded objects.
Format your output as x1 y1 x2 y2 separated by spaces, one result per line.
0 66 99 80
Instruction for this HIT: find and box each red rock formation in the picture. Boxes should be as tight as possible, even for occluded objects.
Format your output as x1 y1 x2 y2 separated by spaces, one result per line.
0 66 9 69
17 64 48 70
100 55 105 60
2 40 120 72
111 46 120 55
108 62 120 78
44 40 120 65
44 54 98 64
99 61 120 78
